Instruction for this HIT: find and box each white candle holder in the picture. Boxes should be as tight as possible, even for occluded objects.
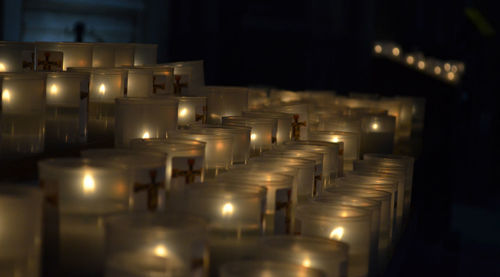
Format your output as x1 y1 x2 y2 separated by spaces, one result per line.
38 158 133 277
81 149 166 211
166 60 205 95
177 96 207 127
35 42 93 70
309 131 361 172
1 72 45 156
0 41 35 72
222 116 276 156
206 86 248 124
133 43 157 66
91 43 134 68
360 115 396 155
296 203 372 277
242 111 292 144
248 87 270 110
138 65 175 95
220 260 325 277
105 213 208 277
0 185 42 277
259 236 348 277
115 97 178 147
125 68 153 97
45 72 89 148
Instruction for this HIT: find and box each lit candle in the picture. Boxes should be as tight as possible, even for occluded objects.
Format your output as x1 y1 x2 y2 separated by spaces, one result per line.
177 96 207 127
91 43 134 68
243 111 293 144
309 130 361 171
248 87 271 110
205 86 249 124
36 42 93 70
136 65 175 95
359 115 396 156
0 42 35 72
272 102 309 140
166 60 205 95
125 68 153 97
222 116 276 156
132 43 158 66
38 158 133 277
114 97 178 147
377 98 413 141
0 186 42 277
220 260 326 277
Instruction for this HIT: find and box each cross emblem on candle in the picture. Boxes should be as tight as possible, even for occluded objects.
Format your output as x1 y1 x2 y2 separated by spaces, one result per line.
291 114 306 141
171 158 201 184
37 52 62 71
133 170 164 211
152 76 166 94
195 106 207 123
173 75 188 95
22 52 35 70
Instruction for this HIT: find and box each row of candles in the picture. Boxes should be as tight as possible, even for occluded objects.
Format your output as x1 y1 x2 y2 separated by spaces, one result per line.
373 41 465 83
0 41 422 277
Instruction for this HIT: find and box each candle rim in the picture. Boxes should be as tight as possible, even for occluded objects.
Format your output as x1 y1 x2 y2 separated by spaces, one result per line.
260 235 349 258
220 260 325 277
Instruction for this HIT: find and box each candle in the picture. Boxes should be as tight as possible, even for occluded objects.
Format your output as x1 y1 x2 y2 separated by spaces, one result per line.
248 87 270 110
166 60 205 95
129 138 206 198
45 72 89 148
296 203 372 277
222 116 276 156
114 97 178 147
220 260 326 277
172 130 233 178
309 131 360 172
259 236 349 277
205 86 248 124
177 96 207 127
125 68 153 97
242 111 293 144
105 213 208 277
0 185 42 277
0 42 35 72
317 115 361 134
269 89 302 104
38 158 133 277
132 43 157 66
81 149 166 211
377 98 413 141
359 115 396 155
91 43 134 68
395 96 426 137
217 170 294 235
137 65 175 95
35 42 92 70
272 102 309 140
0 72 45 156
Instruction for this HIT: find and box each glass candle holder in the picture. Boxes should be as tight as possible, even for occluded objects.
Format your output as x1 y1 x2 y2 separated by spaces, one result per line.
186 125 251 165
35 42 92 70
312 195 381 275
0 41 35 72
38 158 133 277
271 102 309 140
395 96 425 136
45 72 89 148
296 203 372 277
270 89 302 105
222 116 276 156
0 185 42 277
105 212 208 277
68 67 127 143
217 170 294 235
125 68 153 97
360 115 396 155
172 130 233 178
262 150 324 197
220 260 326 277
177 96 207 127
166 60 205 94
248 87 270 110
133 43 157 66
259 236 348 277
114 97 178 147
309 131 360 172
129 138 206 197
317 115 361 134
81 149 166 211
378 98 412 141
322 187 392 270
138 65 175 95
1 72 45 156
91 43 134 68
242 111 292 144
206 86 248 124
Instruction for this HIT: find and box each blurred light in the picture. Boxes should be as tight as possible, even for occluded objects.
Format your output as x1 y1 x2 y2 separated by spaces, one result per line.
444 63 451 71
374 45 382 54
179 108 188 117
142 132 150 139
50 84 58 95
406 56 414 65
251 133 257 141
392 47 400 56
331 136 339 143
371 123 379 130
417 61 426 70
154 245 168 258
99 84 106 95
329 227 344 240
83 174 96 194
0 63 6 72
2 89 11 102
221 202 234 216
302 258 311 267
447 72 455 81
434 66 442 75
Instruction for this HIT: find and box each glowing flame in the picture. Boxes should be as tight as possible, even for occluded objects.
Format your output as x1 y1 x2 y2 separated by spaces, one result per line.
329 227 344 240
417 61 425 70
2 89 11 102
302 258 311 267
154 245 168 257
179 108 188 117
0 63 6 72
50 84 58 95
331 136 339 143
221 202 234 216
341 211 348 217
434 66 442 75
447 72 455 81
371 123 379 130
142 132 151 139
82 174 96 194
406 56 414 65
392 47 400 56
251 133 257 141
98 84 106 95
374 45 382 54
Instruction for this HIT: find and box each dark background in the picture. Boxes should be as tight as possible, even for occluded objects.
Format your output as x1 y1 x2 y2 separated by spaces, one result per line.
1 0 499 276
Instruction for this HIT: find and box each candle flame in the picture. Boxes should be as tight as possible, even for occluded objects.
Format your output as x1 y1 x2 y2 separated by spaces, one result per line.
221 202 234 216
0 63 6 72
83 174 96 194
142 132 151 139
302 258 311 267
371 123 379 130
98 84 106 95
251 133 257 141
50 84 58 95
374 45 382 54
2 89 11 102
329 227 344 240
154 245 168 257
331 136 339 143
179 108 188 117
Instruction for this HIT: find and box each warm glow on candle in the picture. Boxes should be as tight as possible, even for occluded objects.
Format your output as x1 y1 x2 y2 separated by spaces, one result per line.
341 211 348 217
447 72 455 81
2 89 11 102
142 132 151 139
83 174 96 194
371 123 379 130
374 45 382 54
331 136 339 143
50 84 58 95
418 61 425 70
179 108 188 117
444 63 451 71
251 133 257 141
154 245 168 258
406 55 414 65
98 84 106 95
329 227 344 240
0 63 6 72
302 258 311 267
221 202 234 216
392 47 400 56
434 66 442 75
